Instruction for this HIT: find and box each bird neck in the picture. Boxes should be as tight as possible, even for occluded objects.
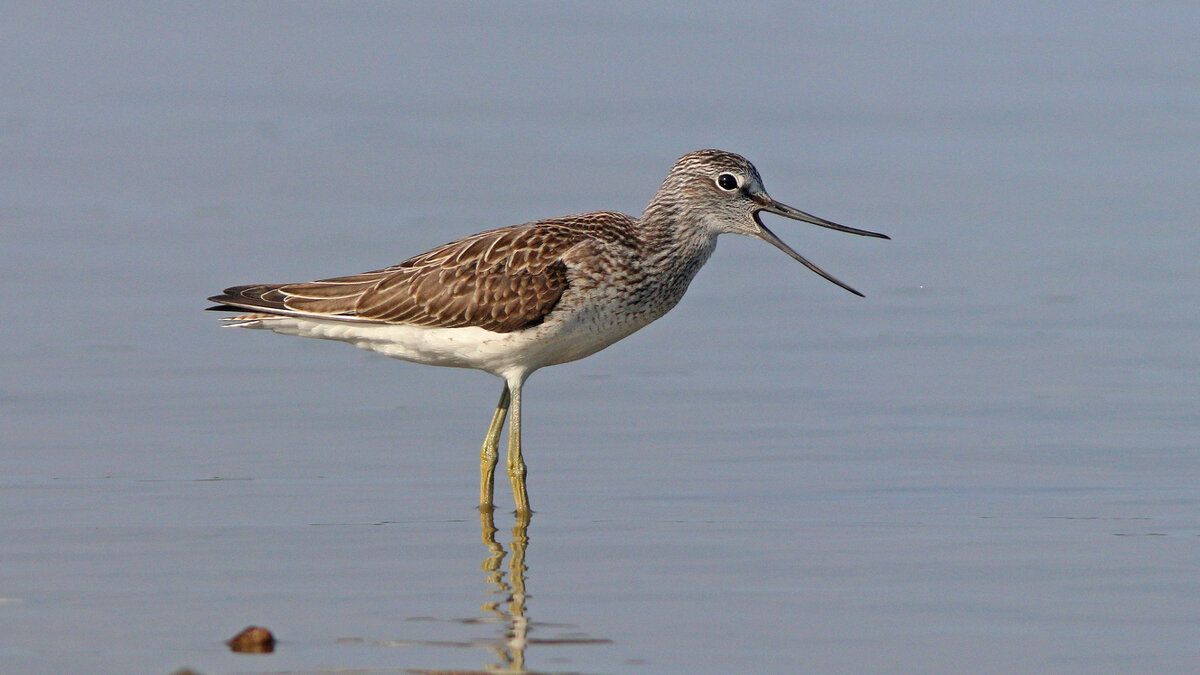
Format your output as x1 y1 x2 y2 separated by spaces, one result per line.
638 197 720 274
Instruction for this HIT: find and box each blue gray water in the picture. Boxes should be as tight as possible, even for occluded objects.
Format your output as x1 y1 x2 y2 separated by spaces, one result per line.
2 3 1198 673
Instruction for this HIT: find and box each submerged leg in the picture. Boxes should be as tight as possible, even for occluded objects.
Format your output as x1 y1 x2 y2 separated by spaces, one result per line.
480 384 510 511
506 378 530 514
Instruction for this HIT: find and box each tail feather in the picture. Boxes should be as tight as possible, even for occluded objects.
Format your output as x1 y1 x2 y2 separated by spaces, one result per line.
207 284 384 324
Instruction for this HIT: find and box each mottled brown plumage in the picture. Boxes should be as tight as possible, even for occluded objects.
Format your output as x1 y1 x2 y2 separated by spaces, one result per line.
209 212 644 333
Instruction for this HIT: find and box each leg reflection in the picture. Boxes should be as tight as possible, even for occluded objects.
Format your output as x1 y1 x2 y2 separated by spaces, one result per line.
408 511 609 674
479 507 531 673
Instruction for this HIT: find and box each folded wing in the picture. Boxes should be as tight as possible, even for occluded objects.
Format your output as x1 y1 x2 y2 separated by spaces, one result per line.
208 224 582 333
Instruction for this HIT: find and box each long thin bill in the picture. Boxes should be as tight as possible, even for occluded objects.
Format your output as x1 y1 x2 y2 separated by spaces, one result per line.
753 197 889 297
753 221 867 297
760 199 890 239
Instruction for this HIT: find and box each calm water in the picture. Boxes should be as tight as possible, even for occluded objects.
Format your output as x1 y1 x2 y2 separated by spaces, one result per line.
3 3 1198 674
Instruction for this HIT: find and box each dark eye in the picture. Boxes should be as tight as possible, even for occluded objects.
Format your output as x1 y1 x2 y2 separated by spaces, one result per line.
717 173 739 191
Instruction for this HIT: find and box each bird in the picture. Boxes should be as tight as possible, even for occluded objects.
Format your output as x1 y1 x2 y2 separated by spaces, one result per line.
207 149 889 514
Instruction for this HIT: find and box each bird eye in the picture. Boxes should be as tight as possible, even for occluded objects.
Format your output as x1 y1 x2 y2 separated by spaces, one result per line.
716 173 740 191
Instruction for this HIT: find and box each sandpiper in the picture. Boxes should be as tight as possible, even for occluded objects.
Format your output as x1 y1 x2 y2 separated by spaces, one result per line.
208 149 889 513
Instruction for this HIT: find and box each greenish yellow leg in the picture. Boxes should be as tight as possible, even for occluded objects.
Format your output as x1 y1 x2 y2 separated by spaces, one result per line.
479 385 510 511
506 381 531 514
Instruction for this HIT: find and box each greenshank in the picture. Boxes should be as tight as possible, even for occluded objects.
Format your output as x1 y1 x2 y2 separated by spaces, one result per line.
207 149 889 513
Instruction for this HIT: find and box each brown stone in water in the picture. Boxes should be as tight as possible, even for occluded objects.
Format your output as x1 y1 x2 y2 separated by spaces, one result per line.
226 625 275 653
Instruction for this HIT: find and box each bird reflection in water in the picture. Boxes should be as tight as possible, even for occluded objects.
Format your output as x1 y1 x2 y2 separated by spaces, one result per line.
477 508 531 673
408 511 610 675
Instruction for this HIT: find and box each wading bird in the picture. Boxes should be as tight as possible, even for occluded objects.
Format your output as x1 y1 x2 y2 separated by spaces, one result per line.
208 149 889 513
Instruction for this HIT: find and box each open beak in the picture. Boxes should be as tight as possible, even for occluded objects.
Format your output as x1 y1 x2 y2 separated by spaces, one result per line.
753 197 890 297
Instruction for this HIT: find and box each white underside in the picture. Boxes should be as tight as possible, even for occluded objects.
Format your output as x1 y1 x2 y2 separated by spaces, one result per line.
225 308 650 383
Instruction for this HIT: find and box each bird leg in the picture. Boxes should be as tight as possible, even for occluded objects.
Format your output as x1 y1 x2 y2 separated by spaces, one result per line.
479 384 510 511
507 381 531 514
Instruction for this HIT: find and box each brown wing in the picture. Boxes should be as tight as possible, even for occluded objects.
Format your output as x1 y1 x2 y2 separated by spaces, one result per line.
208 220 604 333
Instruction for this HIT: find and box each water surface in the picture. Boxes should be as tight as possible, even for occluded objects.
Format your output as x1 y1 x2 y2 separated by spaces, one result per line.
2 3 1198 673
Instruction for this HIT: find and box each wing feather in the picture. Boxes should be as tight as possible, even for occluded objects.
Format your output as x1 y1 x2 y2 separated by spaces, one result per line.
207 215 636 333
